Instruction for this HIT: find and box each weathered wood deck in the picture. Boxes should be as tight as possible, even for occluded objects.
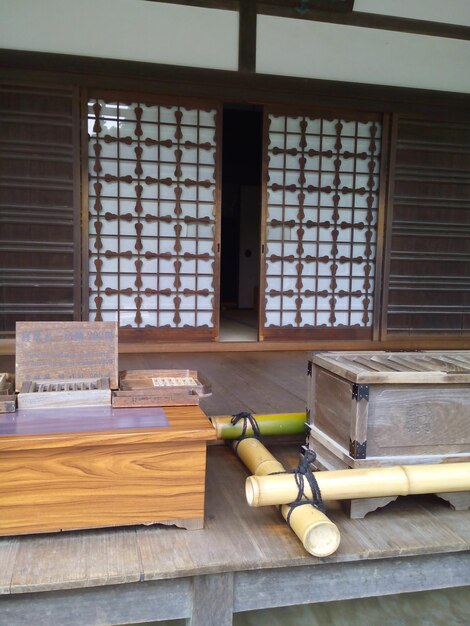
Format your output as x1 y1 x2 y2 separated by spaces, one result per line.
0 352 469 625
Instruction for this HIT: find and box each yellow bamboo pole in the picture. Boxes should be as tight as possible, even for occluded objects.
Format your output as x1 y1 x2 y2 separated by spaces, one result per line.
246 462 470 508
235 438 340 557
211 413 306 439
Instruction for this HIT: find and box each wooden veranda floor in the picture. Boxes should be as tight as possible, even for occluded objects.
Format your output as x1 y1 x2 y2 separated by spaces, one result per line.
0 350 308 416
1 351 469 626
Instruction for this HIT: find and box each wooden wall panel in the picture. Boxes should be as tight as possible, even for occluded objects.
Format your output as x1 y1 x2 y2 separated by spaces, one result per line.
386 117 470 336
0 84 80 337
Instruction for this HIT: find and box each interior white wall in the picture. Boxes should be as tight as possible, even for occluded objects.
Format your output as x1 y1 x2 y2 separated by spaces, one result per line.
355 0 470 27
0 0 239 71
257 15 470 93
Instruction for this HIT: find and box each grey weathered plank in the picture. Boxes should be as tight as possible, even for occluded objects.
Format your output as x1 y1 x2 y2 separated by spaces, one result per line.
190 572 234 626
1 578 191 626
10 528 142 594
0 537 19 593
233 552 470 612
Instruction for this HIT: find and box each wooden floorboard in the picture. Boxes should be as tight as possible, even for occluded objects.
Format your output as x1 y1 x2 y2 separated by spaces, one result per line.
0 350 308 415
119 351 308 416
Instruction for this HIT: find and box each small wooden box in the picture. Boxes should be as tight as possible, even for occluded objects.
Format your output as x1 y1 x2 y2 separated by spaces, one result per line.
16 321 118 409
0 405 217 536
18 378 111 409
307 351 470 469
112 369 212 408
0 373 15 413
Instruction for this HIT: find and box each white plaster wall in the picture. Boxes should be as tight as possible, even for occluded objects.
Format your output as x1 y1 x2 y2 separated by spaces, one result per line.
257 15 470 93
0 0 239 70
355 0 470 27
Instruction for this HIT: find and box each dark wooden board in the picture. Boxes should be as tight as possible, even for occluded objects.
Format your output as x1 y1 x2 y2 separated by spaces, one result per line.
112 388 199 408
0 373 15 413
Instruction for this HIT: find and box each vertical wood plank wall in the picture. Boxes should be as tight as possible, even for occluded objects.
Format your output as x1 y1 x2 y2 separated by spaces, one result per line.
0 84 80 337
384 116 470 337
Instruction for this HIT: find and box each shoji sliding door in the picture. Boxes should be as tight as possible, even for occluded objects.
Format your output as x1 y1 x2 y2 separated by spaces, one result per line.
86 94 221 340
261 108 385 340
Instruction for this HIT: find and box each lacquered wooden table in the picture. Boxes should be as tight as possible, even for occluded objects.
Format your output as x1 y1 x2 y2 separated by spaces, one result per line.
0 405 216 535
1 442 469 625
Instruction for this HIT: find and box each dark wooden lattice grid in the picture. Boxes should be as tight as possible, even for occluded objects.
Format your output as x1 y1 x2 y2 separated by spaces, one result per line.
87 98 219 333
263 112 381 332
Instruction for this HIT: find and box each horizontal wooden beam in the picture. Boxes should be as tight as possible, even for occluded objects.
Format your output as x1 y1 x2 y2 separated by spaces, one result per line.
1 335 470 356
143 0 470 41
1 50 470 120
258 4 470 41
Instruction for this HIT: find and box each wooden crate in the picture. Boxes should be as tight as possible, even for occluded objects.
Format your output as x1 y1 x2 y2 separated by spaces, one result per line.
0 373 15 413
16 321 118 409
112 369 211 408
0 404 217 536
307 351 470 517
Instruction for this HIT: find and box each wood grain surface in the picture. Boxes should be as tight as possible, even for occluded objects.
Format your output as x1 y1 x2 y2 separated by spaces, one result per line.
0 405 216 451
311 351 470 384
0 404 216 535
311 369 354 450
0 441 208 536
367 385 470 457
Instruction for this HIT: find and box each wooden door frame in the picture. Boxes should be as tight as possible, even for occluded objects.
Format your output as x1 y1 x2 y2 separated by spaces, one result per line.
81 88 223 342
259 104 387 341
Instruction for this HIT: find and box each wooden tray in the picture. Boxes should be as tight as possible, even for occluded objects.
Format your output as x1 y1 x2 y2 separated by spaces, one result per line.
18 377 111 409
0 373 15 413
112 369 212 408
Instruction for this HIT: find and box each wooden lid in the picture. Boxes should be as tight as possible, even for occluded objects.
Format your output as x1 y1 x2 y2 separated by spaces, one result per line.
16 322 119 391
310 351 470 384
0 405 216 451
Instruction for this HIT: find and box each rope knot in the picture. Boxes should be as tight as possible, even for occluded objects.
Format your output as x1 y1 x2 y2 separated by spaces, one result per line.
231 412 261 454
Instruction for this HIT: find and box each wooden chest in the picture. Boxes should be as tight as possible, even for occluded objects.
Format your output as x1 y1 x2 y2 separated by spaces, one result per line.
307 351 470 470
0 405 216 536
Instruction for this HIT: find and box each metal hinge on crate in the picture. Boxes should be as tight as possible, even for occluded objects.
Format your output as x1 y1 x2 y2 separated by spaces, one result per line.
349 438 367 459
352 383 369 401
307 361 313 377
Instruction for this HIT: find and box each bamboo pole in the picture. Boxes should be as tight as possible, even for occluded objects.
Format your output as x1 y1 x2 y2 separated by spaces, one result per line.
235 438 340 557
246 462 470 508
211 412 306 439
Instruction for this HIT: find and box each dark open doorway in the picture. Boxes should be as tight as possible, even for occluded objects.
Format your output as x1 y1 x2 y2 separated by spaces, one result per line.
220 105 263 341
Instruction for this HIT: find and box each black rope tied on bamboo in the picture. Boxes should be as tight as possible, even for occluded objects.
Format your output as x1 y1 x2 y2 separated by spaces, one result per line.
271 447 325 528
231 411 261 455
